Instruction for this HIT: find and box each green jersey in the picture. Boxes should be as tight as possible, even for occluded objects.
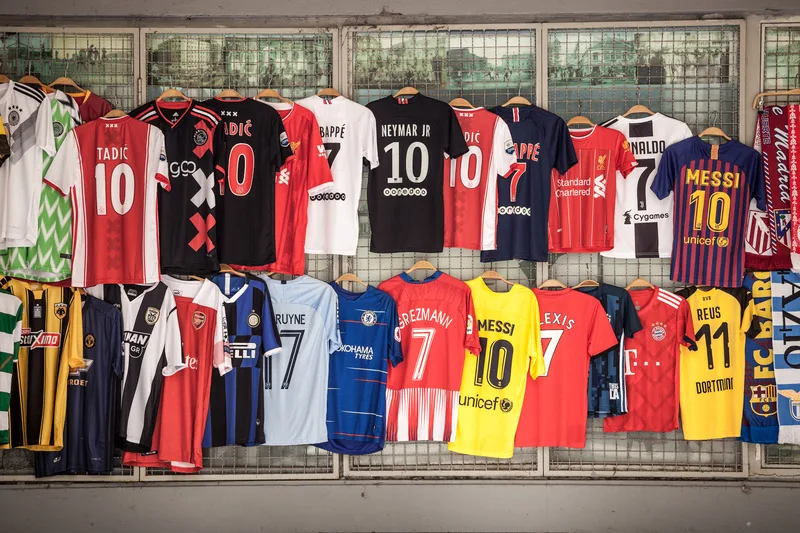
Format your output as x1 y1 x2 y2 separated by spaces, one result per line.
0 289 22 445
0 90 80 282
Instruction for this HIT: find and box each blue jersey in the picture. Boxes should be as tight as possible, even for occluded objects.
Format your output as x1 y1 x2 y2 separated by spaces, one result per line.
741 272 779 443
203 274 281 447
35 295 123 477
317 284 402 455
577 283 642 418
481 105 577 263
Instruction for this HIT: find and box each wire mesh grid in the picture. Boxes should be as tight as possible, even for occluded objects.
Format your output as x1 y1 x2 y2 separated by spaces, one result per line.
0 30 136 111
0 449 135 480
345 27 540 476
545 24 744 476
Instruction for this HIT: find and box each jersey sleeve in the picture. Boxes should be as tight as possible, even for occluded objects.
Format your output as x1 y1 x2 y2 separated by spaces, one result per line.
110 306 124 379
274 119 294 168
306 115 335 196
212 122 227 194
678 299 698 351
622 291 644 338
262 283 282 357
363 109 380 170
214 299 232 376
554 119 578 175
651 145 677 200
66 290 84 370
464 290 481 356
746 149 767 211
493 118 517 178
588 299 619 357
43 130 81 196
616 134 639 177
35 96 56 158
386 297 403 367
162 295 187 376
444 107 469 159
528 293 545 380
11 297 22 364
323 287 342 354
151 129 170 192
743 291 759 339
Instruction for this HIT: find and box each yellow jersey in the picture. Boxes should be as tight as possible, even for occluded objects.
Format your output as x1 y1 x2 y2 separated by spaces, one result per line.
676 286 756 440
0 278 82 451
449 279 543 458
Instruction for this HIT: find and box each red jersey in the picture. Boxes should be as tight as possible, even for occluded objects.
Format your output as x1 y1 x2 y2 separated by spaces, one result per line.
251 103 333 275
378 271 481 442
443 107 516 250
548 125 638 253
515 288 617 448
123 278 227 473
604 287 696 433
67 90 113 122
44 116 169 287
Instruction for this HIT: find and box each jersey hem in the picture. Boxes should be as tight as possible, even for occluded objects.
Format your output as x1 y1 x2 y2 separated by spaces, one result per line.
447 444 513 459
263 435 328 446
600 251 671 259
304 248 357 256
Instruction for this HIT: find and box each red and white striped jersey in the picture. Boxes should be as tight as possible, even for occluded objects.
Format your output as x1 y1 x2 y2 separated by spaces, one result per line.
443 107 516 250
45 117 169 287
378 271 481 442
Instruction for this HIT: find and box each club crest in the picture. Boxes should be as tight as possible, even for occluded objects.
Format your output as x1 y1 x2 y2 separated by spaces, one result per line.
54 302 68 320
145 307 160 326
192 311 206 330
361 310 377 327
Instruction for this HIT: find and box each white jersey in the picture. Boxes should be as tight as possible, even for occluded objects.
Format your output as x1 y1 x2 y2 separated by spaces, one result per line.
0 81 55 249
601 113 692 259
296 95 378 256
88 282 184 452
260 275 341 445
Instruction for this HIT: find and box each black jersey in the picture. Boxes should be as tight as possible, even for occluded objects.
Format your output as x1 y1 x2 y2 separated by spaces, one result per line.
366 94 468 253
202 98 294 266
35 295 124 477
131 100 226 274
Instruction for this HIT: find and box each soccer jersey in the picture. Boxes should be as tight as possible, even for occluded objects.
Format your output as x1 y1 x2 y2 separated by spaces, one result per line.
548 125 638 253
652 137 765 288
481 105 577 262
258 102 334 275
0 81 56 250
443 107 516 251
601 113 693 258
202 97 294 267
676 286 756 440
124 277 226 472
770 271 800 445
378 271 481 442
44 116 170 287
203 273 281 447
261 275 340 445
131 100 226 274
449 279 543 459
0 278 82 451
745 106 793 270
603 287 695 433
297 95 379 256
0 290 22 446
0 90 80 282
318 283 402 455
741 272 779 444
367 94 468 253
89 282 184 452
515 288 617 448
66 90 112 123
576 283 642 418
35 295 123 476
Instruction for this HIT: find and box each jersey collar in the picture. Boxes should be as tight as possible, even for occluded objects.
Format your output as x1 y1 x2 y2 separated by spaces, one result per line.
155 99 194 129
399 270 442 284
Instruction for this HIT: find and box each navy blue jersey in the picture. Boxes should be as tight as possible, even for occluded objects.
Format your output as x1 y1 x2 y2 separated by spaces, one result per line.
741 272 779 443
35 295 123 477
317 284 402 455
203 274 281 447
481 105 577 263
577 283 642 418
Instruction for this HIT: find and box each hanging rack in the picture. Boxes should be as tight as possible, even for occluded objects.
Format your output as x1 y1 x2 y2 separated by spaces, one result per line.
335 272 368 288
752 88 800 110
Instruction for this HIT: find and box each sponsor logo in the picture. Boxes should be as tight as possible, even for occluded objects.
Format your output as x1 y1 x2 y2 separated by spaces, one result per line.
229 340 258 365
290 140 301 153
361 310 377 327
593 174 606 198
597 155 607 171
280 132 290 148
192 311 206 330
778 389 800 421
466 315 474 335
169 160 198 178
750 384 777 417
623 210 632 224
498 205 531 216
84 334 96 349
651 323 667 342
193 129 208 146
54 302 68 320
247 312 260 328
310 192 346 201
20 329 62 349
52 121 65 137
383 187 427 197
145 307 160 326
683 235 730 247
459 394 513 413
338 344 374 360
159 151 167 162
126 288 139 298
504 139 515 155
124 331 151 358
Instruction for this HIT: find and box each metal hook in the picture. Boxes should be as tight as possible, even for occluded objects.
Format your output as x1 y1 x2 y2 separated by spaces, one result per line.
578 99 583 115
27 60 32 75
710 110 718 128
636 86 640 105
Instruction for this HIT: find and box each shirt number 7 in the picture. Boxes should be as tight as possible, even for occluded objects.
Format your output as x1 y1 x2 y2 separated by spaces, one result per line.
540 329 563 376
411 327 436 381
507 162 527 202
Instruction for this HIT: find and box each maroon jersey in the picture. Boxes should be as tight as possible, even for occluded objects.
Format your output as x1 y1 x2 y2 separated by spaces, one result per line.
67 91 113 122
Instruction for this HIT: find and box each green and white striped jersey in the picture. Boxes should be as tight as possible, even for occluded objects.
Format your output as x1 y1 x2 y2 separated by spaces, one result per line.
0 90 80 282
0 289 22 446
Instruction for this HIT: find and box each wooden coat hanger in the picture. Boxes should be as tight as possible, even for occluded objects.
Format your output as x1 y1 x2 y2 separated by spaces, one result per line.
480 270 514 287
219 264 246 277
188 275 205 282
622 88 654 117
625 278 654 290
19 74 54 93
393 87 419 98
502 95 531 107
216 88 245 99
156 88 191 102
0 74 10 83
698 111 731 142
449 97 474 108
752 88 800 109
255 88 292 104
573 279 600 289
49 76 84 92
538 279 567 289
335 272 368 288
317 87 341 98
103 109 127 118
405 260 437 274
567 115 594 127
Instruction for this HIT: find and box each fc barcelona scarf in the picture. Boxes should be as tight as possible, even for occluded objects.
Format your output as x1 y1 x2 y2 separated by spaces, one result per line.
770 271 800 445
746 105 793 270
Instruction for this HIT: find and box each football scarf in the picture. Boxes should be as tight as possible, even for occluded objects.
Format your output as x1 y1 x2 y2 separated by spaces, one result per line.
770 271 800 445
746 105 792 270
